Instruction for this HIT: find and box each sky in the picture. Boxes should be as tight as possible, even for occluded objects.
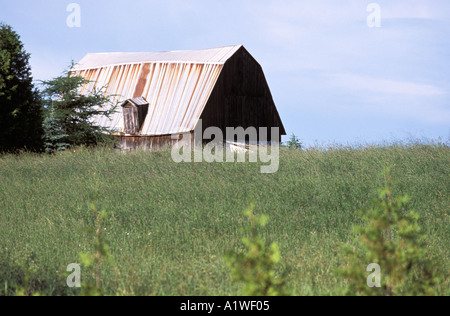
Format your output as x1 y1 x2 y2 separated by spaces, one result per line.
1 0 449 146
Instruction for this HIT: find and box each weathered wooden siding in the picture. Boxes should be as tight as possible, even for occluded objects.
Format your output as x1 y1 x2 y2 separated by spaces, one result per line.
115 133 194 151
123 105 140 134
199 47 286 143
122 99 150 135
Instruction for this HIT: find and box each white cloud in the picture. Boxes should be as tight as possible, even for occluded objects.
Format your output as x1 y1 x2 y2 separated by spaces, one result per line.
325 73 450 123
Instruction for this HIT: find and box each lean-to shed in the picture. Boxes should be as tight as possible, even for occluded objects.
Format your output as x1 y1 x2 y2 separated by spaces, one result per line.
72 45 286 149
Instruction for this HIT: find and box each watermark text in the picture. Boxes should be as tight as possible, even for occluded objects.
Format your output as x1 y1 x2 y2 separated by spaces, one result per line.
367 3 381 28
66 3 81 28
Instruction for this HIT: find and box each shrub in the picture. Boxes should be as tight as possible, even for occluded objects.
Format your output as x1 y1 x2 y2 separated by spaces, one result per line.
78 202 113 296
337 171 443 296
225 204 288 296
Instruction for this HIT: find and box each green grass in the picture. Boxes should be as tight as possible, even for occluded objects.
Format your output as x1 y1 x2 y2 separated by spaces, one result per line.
0 143 448 295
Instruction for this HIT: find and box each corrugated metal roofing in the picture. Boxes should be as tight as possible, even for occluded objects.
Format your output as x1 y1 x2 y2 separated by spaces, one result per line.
73 45 242 70
120 97 149 107
72 45 242 136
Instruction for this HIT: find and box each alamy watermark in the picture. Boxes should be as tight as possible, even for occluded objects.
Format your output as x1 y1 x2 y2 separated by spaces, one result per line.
66 3 81 28
367 3 381 28
171 120 280 174
66 263 81 288
367 263 381 288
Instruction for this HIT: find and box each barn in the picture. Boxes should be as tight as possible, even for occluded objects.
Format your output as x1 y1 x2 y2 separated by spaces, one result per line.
72 45 286 150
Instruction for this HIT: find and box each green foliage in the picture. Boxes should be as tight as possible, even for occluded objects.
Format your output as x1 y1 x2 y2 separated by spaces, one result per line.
286 133 302 150
41 68 117 152
42 115 70 154
0 143 447 295
338 171 443 296
78 202 113 296
0 251 40 296
0 248 69 296
225 204 288 296
0 23 43 152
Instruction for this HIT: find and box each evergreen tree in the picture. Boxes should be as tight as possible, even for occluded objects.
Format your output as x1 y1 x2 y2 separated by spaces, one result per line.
41 69 117 152
0 23 43 152
42 115 70 154
286 133 302 150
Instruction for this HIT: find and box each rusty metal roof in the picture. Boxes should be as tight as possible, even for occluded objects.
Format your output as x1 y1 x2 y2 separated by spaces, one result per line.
72 45 242 136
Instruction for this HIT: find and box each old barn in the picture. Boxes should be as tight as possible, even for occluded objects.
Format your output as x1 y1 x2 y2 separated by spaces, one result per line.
72 45 286 150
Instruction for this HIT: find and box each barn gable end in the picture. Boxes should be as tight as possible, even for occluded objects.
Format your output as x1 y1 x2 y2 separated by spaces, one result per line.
199 46 286 143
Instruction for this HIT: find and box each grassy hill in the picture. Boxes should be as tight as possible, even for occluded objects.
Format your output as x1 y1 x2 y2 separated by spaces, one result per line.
0 143 448 295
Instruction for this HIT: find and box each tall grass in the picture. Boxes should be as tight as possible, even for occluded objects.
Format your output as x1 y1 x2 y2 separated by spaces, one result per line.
0 143 448 295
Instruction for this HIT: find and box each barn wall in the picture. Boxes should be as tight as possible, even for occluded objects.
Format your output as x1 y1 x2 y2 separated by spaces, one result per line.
200 46 286 143
115 133 194 151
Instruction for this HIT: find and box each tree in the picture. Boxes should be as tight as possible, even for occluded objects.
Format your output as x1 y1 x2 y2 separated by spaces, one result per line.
41 69 117 152
0 23 43 152
42 115 70 154
337 171 442 296
286 133 302 150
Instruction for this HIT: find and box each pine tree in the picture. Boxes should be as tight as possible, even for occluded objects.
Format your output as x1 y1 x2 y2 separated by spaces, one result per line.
0 23 43 152
42 115 70 154
286 133 302 150
41 69 117 151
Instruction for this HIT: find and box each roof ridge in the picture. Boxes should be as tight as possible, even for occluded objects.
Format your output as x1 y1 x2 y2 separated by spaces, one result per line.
84 44 242 56
73 45 243 70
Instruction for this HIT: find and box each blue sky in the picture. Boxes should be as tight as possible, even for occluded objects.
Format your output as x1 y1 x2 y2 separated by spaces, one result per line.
1 0 449 146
